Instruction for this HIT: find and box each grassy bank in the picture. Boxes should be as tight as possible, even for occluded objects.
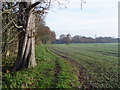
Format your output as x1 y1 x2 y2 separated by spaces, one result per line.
2 45 80 88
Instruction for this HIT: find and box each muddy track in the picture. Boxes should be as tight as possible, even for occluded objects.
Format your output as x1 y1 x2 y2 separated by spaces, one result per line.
52 59 61 88
48 46 95 89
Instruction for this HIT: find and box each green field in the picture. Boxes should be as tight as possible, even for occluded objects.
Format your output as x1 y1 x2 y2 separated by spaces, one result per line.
3 45 81 88
49 43 119 88
2 43 119 88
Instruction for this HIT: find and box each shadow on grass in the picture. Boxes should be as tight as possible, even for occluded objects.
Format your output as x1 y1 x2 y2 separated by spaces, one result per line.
2 56 16 73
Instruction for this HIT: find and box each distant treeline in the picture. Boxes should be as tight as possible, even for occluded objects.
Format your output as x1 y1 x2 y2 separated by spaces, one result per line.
53 34 119 44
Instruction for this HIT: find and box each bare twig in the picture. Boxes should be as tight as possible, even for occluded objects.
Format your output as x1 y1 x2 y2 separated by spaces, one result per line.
81 0 86 10
54 0 67 9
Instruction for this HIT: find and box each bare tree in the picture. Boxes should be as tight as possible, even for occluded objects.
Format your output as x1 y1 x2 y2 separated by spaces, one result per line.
2 0 84 71
11 0 51 71
66 34 71 45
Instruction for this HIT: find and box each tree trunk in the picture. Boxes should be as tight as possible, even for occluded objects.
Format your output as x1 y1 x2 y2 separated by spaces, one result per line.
5 25 10 56
12 3 36 71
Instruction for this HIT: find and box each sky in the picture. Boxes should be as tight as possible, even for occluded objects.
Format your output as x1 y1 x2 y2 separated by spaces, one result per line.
45 0 119 39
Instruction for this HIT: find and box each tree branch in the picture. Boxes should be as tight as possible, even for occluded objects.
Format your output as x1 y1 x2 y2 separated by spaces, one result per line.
8 30 22 45
3 19 23 30
0 2 19 15
12 20 23 29
27 0 44 11
3 19 14 30
12 2 19 7
34 0 51 14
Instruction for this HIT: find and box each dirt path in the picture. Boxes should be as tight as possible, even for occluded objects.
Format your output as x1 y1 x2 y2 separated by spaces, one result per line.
49 46 95 89
52 59 61 88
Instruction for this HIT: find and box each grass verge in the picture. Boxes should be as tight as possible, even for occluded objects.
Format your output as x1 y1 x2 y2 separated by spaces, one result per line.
2 45 81 88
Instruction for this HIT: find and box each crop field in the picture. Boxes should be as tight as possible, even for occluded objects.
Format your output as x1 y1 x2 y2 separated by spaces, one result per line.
2 43 119 88
49 43 119 88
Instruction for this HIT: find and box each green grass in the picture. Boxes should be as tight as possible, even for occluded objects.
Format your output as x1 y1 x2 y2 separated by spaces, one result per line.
2 45 81 88
49 43 119 88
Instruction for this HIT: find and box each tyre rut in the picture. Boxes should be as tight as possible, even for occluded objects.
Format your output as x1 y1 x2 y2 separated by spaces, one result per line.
48 46 95 89
52 58 61 88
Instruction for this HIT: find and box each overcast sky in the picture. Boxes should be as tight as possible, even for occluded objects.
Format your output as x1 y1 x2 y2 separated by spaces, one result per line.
45 0 119 39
